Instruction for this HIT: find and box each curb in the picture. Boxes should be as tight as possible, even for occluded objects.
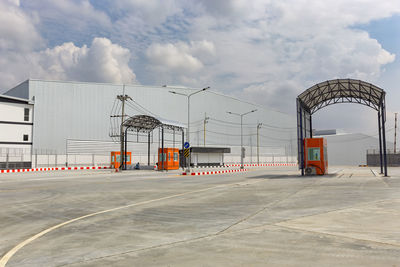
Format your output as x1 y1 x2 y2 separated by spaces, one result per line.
0 166 110 174
182 168 249 176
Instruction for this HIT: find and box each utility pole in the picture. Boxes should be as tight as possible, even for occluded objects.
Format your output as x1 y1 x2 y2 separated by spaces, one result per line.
117 89 132 170
395 112 398 153
257 123 262 164
204 113 209 146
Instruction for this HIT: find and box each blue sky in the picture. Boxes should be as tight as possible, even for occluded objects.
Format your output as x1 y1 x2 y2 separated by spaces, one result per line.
1 0 400 136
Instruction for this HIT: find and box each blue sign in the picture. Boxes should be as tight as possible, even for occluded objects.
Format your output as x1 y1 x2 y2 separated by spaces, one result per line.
184 142 190 149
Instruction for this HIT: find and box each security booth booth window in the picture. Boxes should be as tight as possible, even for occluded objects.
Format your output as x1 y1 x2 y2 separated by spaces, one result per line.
308 148 320 161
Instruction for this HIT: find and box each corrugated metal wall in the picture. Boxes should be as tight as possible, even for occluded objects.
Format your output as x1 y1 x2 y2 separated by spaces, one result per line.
6 80 297 164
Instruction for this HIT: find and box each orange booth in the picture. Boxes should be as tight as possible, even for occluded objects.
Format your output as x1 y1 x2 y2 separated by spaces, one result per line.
111 151 132 169
304 138 327 175
158 148 179 170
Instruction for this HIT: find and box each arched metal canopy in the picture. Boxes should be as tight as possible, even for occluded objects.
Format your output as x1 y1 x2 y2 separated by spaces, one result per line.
296 78 388 176
120 114 186 171
122 114 185 133
298 79 385 114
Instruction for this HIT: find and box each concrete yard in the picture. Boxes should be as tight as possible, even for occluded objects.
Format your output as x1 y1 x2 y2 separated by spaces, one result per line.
1 166 400 266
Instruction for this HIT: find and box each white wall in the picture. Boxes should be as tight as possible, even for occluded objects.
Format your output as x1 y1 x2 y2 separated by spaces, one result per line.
0 102 33 122
0 100 33 167
323 133 394 166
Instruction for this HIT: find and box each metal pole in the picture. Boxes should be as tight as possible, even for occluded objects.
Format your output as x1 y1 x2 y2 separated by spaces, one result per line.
378 111 383 174
204 113 208 147
148 132 151 166
298 102 304 176
119 90 126 170
6 149 9 169
182 130 185 168
161 126 164 171
257 123 261 165
382 103 388 176
241 115 243 169
394 113 398 153
124 127 128 170
187 95 191 171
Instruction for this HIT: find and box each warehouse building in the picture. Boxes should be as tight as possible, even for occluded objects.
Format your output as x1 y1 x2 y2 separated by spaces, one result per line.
1 79 297 168
314 129 394 166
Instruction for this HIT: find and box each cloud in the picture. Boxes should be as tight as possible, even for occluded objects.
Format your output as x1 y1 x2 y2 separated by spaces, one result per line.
0 0 43 52
30 37 136 84
145 40 215 84
1 0 400 136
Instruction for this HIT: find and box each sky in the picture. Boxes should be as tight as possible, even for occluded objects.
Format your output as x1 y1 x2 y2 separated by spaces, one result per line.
1 0 400 138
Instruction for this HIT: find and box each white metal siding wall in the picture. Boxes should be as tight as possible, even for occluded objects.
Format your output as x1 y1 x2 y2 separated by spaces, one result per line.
5 80 296 163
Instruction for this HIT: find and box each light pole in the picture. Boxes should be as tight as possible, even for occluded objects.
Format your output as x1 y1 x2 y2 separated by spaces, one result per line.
257 123 262 164
204 112 209 147
227 109 257 169
168 86 210 172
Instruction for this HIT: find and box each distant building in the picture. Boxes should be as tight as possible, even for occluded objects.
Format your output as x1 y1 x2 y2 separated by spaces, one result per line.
1 79 296 168
314 130 393 165
0 95 34 169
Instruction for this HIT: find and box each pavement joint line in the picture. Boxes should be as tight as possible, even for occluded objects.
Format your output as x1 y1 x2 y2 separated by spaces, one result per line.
217 178 322 234
0 175 266 267
274 221 400 249
59 197 400 266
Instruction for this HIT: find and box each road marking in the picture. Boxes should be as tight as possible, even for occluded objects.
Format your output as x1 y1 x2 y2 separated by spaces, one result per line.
0 177 260 267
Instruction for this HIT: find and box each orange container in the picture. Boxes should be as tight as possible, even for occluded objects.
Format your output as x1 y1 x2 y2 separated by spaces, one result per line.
111 151 132 169
158 148 179 170
304 138 328 175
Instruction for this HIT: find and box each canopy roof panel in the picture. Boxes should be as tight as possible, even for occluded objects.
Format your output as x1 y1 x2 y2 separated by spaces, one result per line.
122 114 184 133
298 79 385 114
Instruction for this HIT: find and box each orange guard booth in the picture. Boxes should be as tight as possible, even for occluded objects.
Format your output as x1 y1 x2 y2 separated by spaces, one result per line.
111 151 132 169
158 148 179 170
304 138 328 175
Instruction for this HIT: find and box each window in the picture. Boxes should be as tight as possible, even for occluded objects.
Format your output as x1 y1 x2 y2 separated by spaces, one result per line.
24 108 29 121
308 148 320 161
159 153 167 161
173 153 178 161
23 134 29 141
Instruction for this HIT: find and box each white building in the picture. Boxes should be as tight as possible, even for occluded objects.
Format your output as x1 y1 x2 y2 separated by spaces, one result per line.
0 95 34 169
2 79 297 168
314 130 394 166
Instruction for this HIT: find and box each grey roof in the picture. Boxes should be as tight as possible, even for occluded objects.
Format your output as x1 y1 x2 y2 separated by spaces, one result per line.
123 114 185 133
298 79 385 114
0 94 32 104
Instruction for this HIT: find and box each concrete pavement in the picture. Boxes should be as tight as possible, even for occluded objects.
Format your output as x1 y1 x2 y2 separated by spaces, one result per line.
1 166 400 266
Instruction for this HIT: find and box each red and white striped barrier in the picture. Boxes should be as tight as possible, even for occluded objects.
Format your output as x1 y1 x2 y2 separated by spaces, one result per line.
0 166 110 174
226 163 297 167
182 168 249 176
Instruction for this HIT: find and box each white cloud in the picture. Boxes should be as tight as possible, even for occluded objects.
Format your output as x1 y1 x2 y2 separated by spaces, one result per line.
0 0 43 52
145 40 215 84
21 0 111 32
1 0 400 135
30 38 136 84
0 0 136 91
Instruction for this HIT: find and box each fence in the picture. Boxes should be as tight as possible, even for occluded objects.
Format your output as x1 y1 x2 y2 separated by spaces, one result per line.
366 149 400 166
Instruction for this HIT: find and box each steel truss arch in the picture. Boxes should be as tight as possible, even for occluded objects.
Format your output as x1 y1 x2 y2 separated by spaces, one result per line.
297 78 388 176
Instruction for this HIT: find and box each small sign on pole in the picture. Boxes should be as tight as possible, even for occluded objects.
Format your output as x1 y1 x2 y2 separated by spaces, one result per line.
184 148 190 158
184 142 190 149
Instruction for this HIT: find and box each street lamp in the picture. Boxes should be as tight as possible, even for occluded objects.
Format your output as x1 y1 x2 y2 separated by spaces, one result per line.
168 86 210 172
227 109 257 169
